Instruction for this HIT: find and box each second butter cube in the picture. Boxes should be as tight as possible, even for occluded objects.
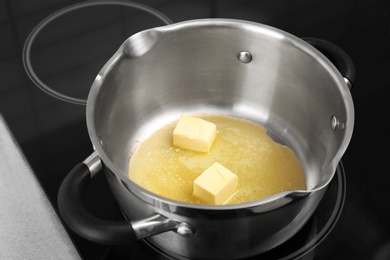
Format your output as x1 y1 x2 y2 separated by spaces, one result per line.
193 162 238 205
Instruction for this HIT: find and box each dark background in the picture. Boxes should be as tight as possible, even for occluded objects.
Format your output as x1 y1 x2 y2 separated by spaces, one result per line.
1 0 390 259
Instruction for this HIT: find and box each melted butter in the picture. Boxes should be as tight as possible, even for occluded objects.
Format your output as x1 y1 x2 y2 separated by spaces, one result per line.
128 114 306 205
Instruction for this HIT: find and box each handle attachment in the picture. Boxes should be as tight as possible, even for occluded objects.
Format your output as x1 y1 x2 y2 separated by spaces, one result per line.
58 152 192 245
303 38 356 89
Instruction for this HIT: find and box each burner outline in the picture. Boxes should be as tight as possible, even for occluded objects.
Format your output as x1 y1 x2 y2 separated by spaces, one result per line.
22 0 173 105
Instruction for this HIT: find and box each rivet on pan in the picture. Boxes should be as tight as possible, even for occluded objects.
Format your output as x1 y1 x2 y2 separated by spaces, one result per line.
98 135 103 146
331 115 339 130
176 223 195 238
238 51 252 63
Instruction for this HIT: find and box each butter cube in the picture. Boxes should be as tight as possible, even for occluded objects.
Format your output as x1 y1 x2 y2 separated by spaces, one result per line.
173 115 217 153
193 162 238 205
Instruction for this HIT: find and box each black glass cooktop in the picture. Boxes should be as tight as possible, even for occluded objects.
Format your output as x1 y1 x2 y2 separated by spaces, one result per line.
1 0 390 259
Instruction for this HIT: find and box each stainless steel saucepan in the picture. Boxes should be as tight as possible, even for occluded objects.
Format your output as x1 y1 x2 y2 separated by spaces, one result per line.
58 19 355 259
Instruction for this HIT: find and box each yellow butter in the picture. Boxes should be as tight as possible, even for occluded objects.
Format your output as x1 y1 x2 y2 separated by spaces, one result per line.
173 115 217 153
193 162 238 205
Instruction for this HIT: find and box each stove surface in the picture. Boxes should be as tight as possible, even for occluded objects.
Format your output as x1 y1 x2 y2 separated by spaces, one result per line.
1 0 390 259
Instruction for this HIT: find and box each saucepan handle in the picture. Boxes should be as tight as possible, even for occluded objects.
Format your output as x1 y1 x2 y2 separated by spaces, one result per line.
58 152 191 245
302 37 356 89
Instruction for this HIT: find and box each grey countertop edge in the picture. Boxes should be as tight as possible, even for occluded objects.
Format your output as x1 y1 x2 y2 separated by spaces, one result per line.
0 113 81 260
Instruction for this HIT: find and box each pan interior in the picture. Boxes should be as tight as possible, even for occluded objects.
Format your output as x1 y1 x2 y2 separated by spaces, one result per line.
87 19 352 193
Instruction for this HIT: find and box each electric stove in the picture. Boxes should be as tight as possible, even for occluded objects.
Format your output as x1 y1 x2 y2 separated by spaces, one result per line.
1 0 389 259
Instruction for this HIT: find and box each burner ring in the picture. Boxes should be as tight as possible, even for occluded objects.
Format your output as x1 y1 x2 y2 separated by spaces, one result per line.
22 0 172 105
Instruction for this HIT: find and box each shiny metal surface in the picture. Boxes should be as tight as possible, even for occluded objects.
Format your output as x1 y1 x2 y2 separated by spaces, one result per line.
238 51 253 63
86 19 354 259
83 151 102 178
343 77 353 90
131 214 183 239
